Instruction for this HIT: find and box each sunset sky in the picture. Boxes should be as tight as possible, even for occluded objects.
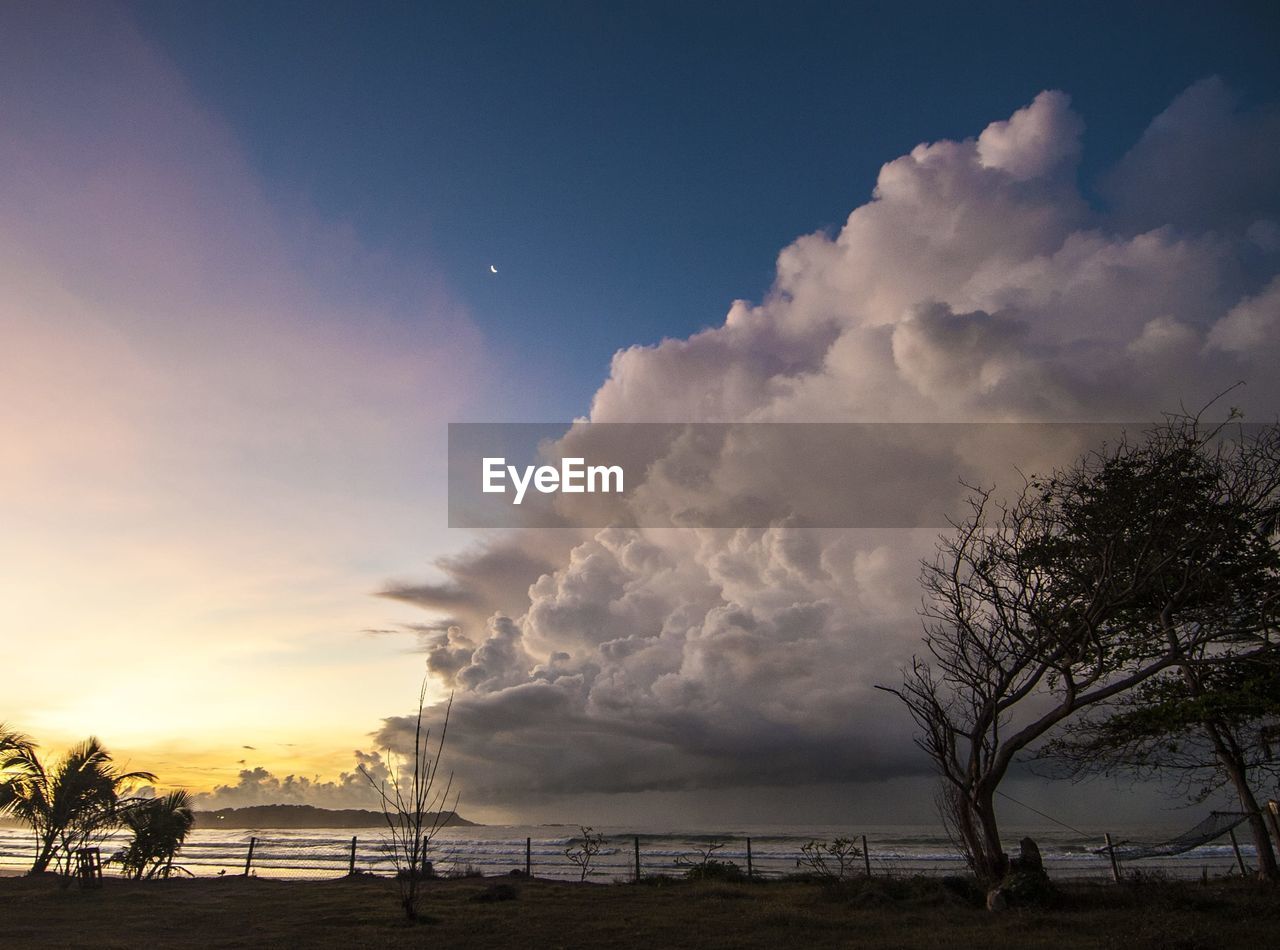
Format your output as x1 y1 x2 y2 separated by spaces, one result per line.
3 2 1279 826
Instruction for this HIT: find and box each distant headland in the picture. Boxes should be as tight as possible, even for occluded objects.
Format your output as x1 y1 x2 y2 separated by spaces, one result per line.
192 804 478 829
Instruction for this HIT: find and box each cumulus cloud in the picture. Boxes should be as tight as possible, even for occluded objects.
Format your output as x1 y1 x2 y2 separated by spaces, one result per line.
1208 275 1280 356
890 303 1032 403
384 538 564 634
194 751 390 809
977 90 1084 180
1101 78 1280 234
383 82 1280 812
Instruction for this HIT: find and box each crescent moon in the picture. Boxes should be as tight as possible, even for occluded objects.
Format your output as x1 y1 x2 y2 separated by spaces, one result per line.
490 264 498 274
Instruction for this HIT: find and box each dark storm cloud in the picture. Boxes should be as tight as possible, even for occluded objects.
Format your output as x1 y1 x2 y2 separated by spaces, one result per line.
381 536 568 631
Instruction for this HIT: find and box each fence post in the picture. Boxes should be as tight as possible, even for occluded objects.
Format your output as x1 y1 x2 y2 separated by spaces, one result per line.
244 836 256 877
1228 827 1248 876
421 836 431 877
746 837 753 880
348 836 358 876
526 836 532 878
1104 833 1121 883
634 836 641 883
862 834 871 877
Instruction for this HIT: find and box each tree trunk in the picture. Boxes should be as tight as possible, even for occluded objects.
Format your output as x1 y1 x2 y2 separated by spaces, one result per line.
972 787 1009 882
29 834 56 875
948 784 983 874
1180 663 1279 879
1209 727 1278 879
953 783 1009 884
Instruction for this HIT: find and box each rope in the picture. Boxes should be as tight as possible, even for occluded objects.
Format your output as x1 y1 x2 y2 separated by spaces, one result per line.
995 788 1092 837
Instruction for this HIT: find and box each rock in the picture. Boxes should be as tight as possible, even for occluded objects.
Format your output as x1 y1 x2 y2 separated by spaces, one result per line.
986 838 1054 908
1016 837 1044 873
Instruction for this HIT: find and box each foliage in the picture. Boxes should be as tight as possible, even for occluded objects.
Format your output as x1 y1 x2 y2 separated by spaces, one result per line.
796 837 863 883
1041 651 1280 797
675 839 723 871
1033 416 1280 877
116 789 196 880
676 841 746 882
1040 646 1280 876
0 736 156 877
0 724 32 759
359 683 457 920
879 410 1280 882
563 826 605 883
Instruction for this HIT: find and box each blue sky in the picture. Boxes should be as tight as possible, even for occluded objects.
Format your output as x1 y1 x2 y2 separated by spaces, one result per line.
132 1 1280 418
5 2 1280 822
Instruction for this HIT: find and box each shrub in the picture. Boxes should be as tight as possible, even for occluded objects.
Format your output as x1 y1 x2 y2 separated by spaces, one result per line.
684 859 746 883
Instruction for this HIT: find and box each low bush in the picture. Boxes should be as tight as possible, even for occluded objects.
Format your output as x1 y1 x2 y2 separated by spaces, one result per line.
683 859 747 883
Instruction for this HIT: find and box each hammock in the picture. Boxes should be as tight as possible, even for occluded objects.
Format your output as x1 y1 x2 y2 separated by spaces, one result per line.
1096 811 1254 860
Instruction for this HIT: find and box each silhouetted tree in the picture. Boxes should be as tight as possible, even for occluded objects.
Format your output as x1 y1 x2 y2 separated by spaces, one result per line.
0 737 156 876
359 682 456 920
564 826 605 882
0 724 31 759
797 837 862 883
881 412 1280 883
1041 647 1280 877
117 789 197 879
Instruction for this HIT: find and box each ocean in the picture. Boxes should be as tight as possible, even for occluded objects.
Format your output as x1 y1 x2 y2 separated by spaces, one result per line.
0 821 1257 881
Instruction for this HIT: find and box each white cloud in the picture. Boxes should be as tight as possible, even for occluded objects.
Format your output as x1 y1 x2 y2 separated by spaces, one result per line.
387 81 1280 811
1207 275 1280 355
194 752 390 809
977 90 1084 180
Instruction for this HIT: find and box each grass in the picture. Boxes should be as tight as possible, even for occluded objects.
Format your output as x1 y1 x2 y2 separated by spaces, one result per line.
1 872 1276 949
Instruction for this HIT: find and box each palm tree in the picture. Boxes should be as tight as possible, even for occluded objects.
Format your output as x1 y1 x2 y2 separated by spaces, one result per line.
0 736 156 875
0 723 32 758
117 789 196 879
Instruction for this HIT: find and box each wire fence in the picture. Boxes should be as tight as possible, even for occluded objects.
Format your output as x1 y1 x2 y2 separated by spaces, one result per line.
0 828 1251 883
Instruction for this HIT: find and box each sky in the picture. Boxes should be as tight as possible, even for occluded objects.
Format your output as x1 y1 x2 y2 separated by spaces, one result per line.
2 1 1280 826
